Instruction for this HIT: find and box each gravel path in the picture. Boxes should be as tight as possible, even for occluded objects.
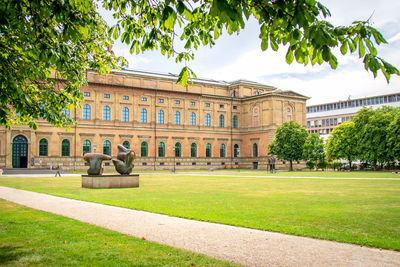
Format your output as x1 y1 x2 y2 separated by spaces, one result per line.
1 186 399 267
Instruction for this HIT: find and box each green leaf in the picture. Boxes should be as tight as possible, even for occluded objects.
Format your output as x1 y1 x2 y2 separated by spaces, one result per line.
286 48 294 64
358 39 365 58
340 41 348 55
261 39 268 51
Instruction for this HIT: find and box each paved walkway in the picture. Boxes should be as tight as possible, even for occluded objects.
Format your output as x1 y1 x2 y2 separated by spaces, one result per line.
0 186 399 267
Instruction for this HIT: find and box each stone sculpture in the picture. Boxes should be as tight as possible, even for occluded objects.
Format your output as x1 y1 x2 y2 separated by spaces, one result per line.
83 153 112 175
112 144 136 175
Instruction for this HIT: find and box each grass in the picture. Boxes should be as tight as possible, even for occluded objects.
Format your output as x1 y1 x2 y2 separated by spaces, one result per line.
0 199 238 266
0 171 399 251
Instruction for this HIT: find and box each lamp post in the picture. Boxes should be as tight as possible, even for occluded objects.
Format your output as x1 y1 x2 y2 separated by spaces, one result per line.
237 148 240 173
172 147 176 173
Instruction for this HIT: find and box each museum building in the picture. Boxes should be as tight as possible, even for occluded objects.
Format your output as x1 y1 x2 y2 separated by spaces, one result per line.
0 68 308 170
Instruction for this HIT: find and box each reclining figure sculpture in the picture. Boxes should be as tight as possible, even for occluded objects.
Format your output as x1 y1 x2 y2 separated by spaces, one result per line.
112 144 136 175
83 153 112 175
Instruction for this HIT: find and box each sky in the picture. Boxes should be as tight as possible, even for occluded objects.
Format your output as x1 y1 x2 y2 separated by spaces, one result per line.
104 0 400 105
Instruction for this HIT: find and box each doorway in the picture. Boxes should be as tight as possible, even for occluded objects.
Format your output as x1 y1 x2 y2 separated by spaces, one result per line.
253 162 258 169
12 135 28 168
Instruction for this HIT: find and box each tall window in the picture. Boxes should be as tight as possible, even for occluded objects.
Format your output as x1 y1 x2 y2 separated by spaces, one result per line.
158 110 164 124
190 112 196 126
158 142 165 157
286 105 293 121
122 141 130 149
220 144 226 158
39 138 48 156
205 113 211 127
253 143 258 157
140 109 147 123
233 115 238 128
61 139 70 157
174 142 181 157
83 104 91 120
122 107 129 122
219 114 224 127
234 144 239 158
190 143 197 157
141 142 148 157
206 143 212 158
103 140 111 156
103 105 110 121
83 140 91 155
174 111 181 125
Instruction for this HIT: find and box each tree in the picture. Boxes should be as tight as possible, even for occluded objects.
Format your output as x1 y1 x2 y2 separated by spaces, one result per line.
268 121 308 171
2 0 399 128
387 110 400 161
302 133 325 170
325 121 357 170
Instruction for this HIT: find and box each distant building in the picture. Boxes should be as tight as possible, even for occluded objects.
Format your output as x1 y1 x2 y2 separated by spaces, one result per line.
306 93 400 138
0 68 308 171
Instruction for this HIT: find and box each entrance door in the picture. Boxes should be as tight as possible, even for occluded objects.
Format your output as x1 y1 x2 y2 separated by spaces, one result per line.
12 135 28 168
253 162 258 169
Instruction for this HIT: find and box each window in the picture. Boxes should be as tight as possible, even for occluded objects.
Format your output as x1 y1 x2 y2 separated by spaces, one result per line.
158 110 164 124
104 93 110 99
174 100 180 105
191 143 197 157
122 141 130 149
220 144 226 158
63 109 70 118
141 142 148 157
122 107 129 122
158 98 164 103
253 143 258 157
84 92 91 97
174 111 181 125
205 103 210 107
233 116 238 128
141 97 147 102
190 112 196 126
233 106 237 110
205 113 211 127
174 142 181 157
219 104 224 108
83 140 91 155
140 109 147 123
103 140 111 156
103 105 110 121
234 144 239 158
219 114 224 127
39 138 48 156
158 142 165 157
206 143 212 158
61 139 70 157
123 95 129 100
83 104 91 120
190 101 195 106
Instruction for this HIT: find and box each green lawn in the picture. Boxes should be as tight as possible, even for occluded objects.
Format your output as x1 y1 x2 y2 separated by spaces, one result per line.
0 199 237 266
0 171 399 251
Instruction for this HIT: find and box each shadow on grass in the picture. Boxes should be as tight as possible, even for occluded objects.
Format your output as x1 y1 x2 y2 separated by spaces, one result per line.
0 245 26 265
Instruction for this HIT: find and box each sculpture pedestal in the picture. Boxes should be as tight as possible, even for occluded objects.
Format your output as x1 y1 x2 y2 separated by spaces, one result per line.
82 174 139 189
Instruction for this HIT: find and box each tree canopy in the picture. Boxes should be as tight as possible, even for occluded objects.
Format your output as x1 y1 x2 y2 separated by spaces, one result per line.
303 133 325 169
268 120 308 171
1 0 399 128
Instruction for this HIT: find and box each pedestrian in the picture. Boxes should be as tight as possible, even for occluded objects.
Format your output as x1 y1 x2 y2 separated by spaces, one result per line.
39 159 42 167
49 162 53 170
55 165 61 177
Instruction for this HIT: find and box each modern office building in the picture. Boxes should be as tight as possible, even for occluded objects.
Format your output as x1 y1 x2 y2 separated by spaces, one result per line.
0 68 308 170
306 93 400 137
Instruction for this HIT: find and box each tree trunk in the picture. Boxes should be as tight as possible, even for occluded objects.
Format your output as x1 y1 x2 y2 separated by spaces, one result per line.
373 159 377 171
289 160 293 171
348 158 352 171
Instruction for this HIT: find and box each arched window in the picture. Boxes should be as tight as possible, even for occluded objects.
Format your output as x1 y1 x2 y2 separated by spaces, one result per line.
174 111 181 125
83 140 91 155
234 144 239 158
158 110 164 124
61 139 70 157
140 109 147 123
103 140 111 156
219 114 224 127
39 138 48 156
158 142 165 157
83 104 91 120
205 113 211 127
141 142 148 157
253 143 258 157
190 143 197 157
286 105 293 121
122 107 129 122
233 115 238 128
206 143 212 158
174 142 181 157
220 144 226 158
190 112 196 126
103 105 110 121
122 141 130 149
